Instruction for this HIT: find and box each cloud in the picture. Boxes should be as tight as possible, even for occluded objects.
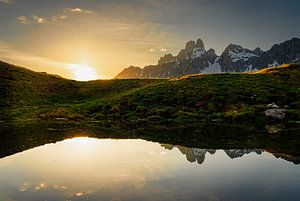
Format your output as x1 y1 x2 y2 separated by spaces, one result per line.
149 47 168 53
68 7 95 14
149 48 156 53
17 14 67 25
0 0 11 4
35 183 47 191
52 15 67 22
17 16 30 24
32 15 46 24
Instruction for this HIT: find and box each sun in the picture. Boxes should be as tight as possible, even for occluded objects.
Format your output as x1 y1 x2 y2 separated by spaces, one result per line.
68 63 99 81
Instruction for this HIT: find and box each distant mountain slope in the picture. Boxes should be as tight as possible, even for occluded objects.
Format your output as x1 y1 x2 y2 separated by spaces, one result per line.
115 38 300 79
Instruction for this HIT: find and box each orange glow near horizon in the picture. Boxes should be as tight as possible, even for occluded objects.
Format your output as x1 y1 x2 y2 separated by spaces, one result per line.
67 64 99 81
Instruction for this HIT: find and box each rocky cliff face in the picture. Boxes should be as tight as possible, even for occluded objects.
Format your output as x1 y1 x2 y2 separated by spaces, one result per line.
115 38 300 79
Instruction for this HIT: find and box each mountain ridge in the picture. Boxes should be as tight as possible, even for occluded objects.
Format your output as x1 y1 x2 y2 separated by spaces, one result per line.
116 37 300 79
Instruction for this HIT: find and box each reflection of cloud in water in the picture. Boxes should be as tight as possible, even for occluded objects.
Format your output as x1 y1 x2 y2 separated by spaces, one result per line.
70 191 93 199
75 192 84 197
110 197 122 201
53 184 67 190
35 183 47 191
148 151 168 157
19 182 31 192
133 175 146 189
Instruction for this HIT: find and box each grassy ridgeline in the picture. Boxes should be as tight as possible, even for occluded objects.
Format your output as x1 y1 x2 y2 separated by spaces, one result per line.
0 61 299 128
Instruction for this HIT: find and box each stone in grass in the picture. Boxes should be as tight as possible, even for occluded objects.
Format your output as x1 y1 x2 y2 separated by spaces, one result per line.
267 103 280 109
265 109 286 120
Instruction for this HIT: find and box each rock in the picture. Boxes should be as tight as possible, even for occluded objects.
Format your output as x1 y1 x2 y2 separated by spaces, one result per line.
267 103 280 109
265 109 286 120
265 124 282 134
177 49 187 61
54 118 69 121
158 53 176 65
196 38 205 49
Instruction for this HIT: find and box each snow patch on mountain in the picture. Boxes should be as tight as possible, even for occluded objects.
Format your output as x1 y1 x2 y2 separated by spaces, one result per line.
191 48 206 59
201 57 221 74
244 64 256 72
228 50 258 62
268 61 279 67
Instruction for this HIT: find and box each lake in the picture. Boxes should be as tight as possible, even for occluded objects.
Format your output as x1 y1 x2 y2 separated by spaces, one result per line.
0 133 300 201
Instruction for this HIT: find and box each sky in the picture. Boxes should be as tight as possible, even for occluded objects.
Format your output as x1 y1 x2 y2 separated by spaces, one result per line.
0 0 300 80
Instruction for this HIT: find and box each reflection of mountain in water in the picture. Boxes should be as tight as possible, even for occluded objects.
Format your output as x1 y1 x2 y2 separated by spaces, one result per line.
224 149 262 159
273 153 300 165
161 144 300 165
162 144 215 164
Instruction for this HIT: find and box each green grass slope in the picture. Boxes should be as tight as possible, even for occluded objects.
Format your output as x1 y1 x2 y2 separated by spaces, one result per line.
0 61 300 129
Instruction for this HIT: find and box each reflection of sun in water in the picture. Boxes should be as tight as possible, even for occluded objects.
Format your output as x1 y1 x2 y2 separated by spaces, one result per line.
66 137 96 153
68 64 99 81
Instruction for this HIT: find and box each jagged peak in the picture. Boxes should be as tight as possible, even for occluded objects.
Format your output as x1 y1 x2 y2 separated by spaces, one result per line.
158 53 176 65
253 47 263 55
185 40 196 51
224 44 244 52
207 48 216 55
195 38 205 49
271 37 300 51
126 66 142 70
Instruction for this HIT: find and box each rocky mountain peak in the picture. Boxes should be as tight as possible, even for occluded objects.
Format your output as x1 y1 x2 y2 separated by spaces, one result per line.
223 44 244 54
158 53 176 65
185 40 197 58
253 47 263 56
184 39 206 59
185 40 196 51
195 38 205 49
116 37 300 79
206 48 216 55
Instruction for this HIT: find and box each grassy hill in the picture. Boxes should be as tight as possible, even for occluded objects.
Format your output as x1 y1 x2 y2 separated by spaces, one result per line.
0 61 300 130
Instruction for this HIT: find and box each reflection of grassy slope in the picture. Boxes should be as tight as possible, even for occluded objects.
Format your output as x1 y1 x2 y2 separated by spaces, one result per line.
0 61 300 128
0 122 299 163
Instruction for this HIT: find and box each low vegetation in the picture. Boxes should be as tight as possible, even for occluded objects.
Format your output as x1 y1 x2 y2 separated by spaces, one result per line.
0 61 300 131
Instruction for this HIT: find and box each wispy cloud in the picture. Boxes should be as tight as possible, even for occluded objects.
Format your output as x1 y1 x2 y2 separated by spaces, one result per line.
0 0 12 4
16 7 93 25
149 48 156 53
68 7 95 14
51 14 67 22
149 47 168 53
17 16 30 24
17 14 66 25
32 15 46 24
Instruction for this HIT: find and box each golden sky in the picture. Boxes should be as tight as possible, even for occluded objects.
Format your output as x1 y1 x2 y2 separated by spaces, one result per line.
0 0 299 80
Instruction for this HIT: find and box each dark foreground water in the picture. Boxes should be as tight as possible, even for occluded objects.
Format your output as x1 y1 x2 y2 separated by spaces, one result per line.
0 136 300 201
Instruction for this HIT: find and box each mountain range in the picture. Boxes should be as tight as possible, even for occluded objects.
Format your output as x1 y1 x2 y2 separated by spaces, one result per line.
116 38 300 79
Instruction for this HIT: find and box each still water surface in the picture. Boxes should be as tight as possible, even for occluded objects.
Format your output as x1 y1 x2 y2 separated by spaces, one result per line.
0 137 299 201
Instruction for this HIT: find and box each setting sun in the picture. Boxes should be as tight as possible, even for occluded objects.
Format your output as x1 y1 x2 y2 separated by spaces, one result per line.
68 63 99 81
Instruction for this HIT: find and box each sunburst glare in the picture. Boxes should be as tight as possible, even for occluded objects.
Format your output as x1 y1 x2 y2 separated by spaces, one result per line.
68 63 99 81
